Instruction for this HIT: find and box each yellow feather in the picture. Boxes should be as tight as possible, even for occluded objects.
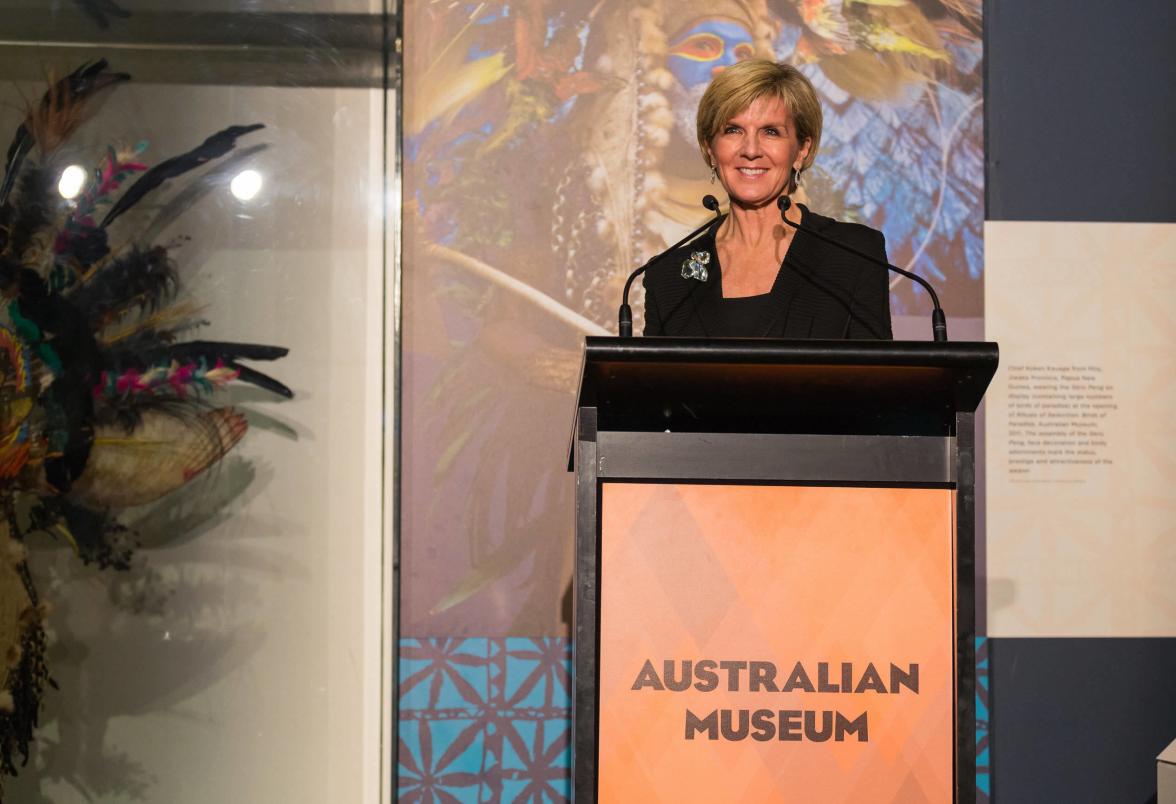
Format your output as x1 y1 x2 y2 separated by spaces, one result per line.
866 28 948 59
411 54 512 134
99 300 202 345
407 20 513 135
48 522 79 554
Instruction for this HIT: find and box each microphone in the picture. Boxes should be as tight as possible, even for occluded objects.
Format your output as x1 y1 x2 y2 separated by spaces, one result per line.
618 195 723 337
777 196 948 342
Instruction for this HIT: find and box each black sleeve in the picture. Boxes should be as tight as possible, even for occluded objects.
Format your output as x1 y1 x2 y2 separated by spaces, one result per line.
845 228 893 340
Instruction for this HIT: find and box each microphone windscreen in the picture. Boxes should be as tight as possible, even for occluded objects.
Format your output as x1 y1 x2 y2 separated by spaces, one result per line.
777 195 792 211
702 194 720 211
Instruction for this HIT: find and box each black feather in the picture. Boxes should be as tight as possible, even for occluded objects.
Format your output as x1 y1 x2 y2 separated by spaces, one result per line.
13 265 103 494
100 326 187 374
71 0 133 30
226 362 293 398
0 59 129 204
0 137 32 208
16 61 123 161
168 340 289 363
31 498 135 570
12 266 103 376
169 340 293 398
4 165 56 260
0 256 20 289
69 245 179 327
57 226 111 275
101 338 292 398
100 124 265 228
0 204 11 256
143 142 269 242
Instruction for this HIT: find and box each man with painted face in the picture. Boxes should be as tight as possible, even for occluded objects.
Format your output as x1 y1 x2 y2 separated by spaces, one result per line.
668 19 756 86
642 59 892 339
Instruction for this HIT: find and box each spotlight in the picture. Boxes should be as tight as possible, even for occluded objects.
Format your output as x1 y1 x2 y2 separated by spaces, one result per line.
58 164 87 199
230 169 263 201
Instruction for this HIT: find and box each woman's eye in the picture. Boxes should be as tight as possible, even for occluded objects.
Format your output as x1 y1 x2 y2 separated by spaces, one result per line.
764 127 779 136
724 126 740 134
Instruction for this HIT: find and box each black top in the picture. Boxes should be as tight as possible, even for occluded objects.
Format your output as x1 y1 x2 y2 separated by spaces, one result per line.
642 204 893 340
711 293 777 337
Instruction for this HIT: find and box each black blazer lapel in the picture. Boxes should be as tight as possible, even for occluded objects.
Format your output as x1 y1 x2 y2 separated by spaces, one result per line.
762 204 832 338
689 256 724 337
645 220 723 337
762 254 811 337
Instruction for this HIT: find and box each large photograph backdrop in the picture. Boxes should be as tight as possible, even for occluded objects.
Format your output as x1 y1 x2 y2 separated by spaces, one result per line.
401 0 982 797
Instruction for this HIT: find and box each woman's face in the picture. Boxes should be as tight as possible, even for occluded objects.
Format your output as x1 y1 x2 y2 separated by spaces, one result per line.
706 95 811 209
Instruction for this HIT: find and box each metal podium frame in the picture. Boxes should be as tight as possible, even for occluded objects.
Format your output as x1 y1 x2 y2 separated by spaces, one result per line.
570 337 998 804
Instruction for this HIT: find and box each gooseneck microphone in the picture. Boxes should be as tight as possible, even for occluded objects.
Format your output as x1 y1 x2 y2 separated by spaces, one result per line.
777 196 948 342
618 195 723 337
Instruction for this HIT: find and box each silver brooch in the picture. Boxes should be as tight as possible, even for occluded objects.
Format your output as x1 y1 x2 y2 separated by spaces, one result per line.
680 250 711 282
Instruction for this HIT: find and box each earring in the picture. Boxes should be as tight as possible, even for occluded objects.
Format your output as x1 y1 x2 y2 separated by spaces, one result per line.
709 163 717 184
792 166 802 189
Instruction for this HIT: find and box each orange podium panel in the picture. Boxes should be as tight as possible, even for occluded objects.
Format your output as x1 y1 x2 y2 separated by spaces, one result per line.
597 483 955 804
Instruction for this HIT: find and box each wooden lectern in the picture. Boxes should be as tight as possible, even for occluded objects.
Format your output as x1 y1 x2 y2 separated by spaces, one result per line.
570 337 998 803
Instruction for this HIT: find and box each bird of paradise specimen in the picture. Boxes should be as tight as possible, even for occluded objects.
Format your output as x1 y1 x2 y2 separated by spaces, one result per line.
0 60 290 791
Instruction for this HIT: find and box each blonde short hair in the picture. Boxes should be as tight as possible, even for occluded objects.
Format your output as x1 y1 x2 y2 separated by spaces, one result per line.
696 60 823 178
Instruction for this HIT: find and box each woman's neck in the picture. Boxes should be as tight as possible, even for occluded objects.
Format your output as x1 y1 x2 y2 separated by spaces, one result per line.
719 196 802 247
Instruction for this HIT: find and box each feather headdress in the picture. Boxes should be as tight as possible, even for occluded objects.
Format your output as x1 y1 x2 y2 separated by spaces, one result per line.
0 61 290 791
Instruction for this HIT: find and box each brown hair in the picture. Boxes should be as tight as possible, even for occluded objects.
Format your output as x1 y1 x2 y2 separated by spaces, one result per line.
696 59 823 185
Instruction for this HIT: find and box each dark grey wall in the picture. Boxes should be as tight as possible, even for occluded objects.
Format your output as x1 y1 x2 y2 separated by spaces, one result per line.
985 3 1176 801
989 639 1176 804
986 0 1176 222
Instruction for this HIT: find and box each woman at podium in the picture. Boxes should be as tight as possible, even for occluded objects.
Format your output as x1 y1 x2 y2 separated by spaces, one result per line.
643 59 893 340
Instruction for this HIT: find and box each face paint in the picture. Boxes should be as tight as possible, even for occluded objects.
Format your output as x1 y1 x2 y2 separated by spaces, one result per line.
668 20 755 89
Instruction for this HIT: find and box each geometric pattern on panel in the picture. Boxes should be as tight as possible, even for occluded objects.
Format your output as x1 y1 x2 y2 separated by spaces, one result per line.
398 638 990 802
976 637 990 803
399 638 571 802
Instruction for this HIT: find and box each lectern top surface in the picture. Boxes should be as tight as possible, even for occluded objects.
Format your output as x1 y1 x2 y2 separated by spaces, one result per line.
572 337 998 441
584 337 997 370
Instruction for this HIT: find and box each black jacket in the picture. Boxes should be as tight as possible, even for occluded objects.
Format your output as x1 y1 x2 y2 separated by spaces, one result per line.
642 204 892 339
